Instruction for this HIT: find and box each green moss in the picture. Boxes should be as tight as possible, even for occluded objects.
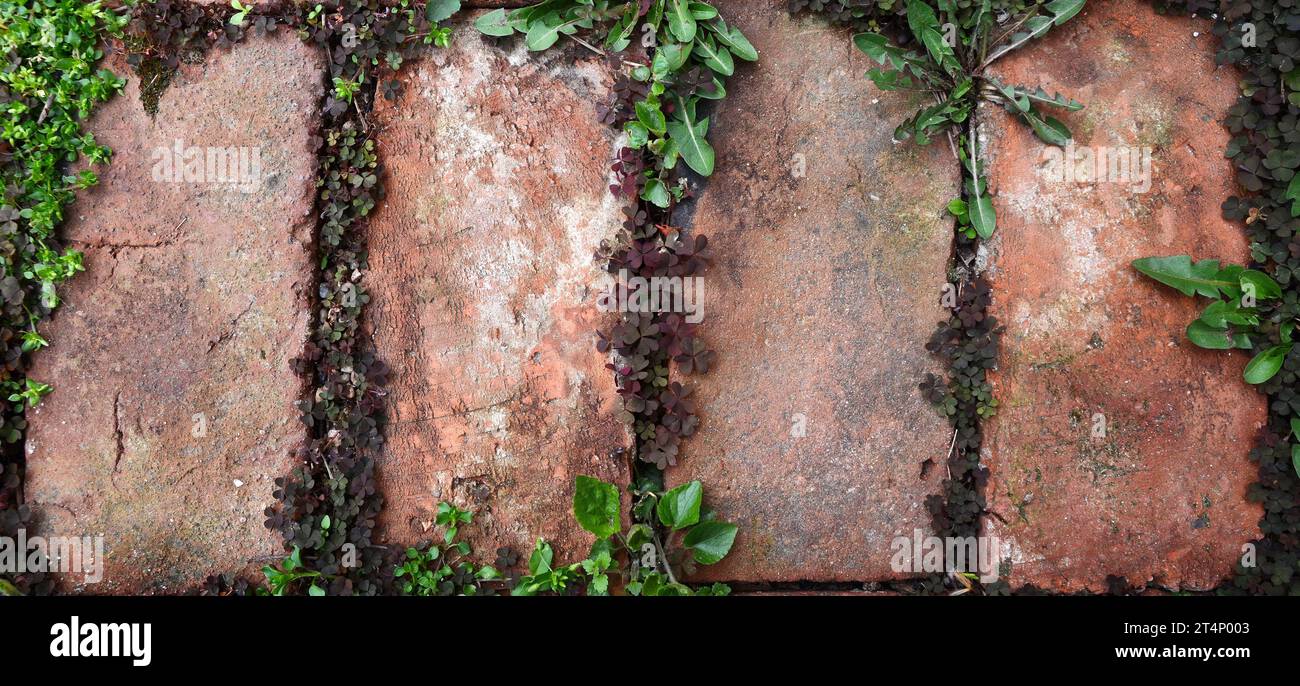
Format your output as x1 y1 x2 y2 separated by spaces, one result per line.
135 55 173 117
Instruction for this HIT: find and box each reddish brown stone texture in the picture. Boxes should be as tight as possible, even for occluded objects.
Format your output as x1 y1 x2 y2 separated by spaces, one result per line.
667 0 956 582
183 0 523 6
368 20 630 560
732 589 901 596
982 2 1263 592
25 34 322 593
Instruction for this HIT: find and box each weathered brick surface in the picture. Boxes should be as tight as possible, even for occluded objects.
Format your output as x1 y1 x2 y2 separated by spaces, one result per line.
368 20 630 560
25 34 322 593
982 2 1263 592
667 0 956 582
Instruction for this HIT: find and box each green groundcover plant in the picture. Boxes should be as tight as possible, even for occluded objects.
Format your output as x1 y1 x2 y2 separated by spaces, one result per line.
512 475 737 596
855 0 1086 239
0 1 127 418
1133 255 1289 383
475 1 757 188
261 476 737 596
0 0 127 595
1133 255 1299 479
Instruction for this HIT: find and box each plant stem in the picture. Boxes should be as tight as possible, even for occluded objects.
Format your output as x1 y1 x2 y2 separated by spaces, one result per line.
568 33 605 56
652 531 677 585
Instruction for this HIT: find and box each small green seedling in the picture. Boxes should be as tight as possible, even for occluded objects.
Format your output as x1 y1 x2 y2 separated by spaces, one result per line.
230 1 254 26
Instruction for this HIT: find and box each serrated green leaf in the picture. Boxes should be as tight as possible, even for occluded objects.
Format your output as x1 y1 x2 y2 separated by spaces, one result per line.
573 475 621 539
1022 110 1071 146
984 15 1053 64
906 0 957 72
866 68 916 91
682 520 737 564
474 8 514 36
657 480 702 530
425 0 461 23
1131 256 1235 298
1016 85 1085 111
853 32 930 79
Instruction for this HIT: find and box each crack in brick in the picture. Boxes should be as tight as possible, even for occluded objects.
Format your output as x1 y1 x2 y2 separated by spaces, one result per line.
385 391 524 426
68 234 185 251
111 392 124 489
205 299 256 353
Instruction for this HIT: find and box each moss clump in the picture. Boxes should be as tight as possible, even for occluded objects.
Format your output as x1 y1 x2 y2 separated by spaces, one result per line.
135 55 172 117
